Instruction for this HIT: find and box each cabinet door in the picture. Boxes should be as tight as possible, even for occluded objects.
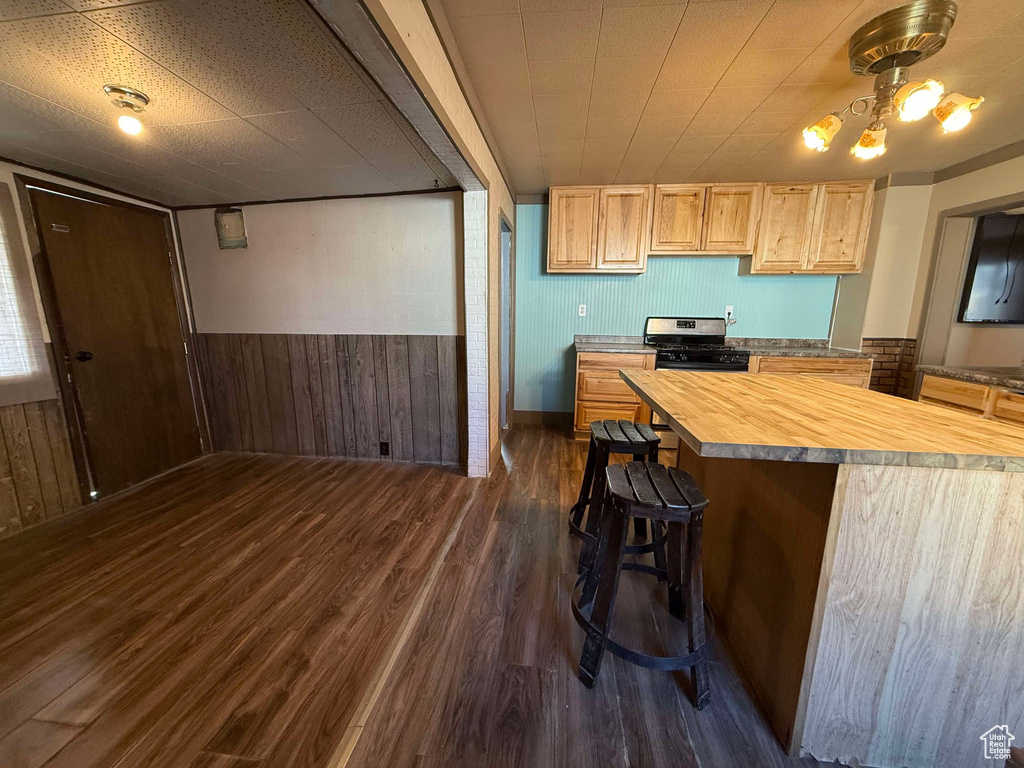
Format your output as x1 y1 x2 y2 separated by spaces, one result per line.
574 401 644 432
596 185 651 272
806 181 873 273
577 369 642 403
918 374 991 415
548 187 599 272
990 390 1024 425
702 183 762 253
651 184 705 252
751 184 818 273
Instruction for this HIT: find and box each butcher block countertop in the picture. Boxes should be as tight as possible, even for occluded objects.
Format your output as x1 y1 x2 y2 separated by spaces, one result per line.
620 369 1024 472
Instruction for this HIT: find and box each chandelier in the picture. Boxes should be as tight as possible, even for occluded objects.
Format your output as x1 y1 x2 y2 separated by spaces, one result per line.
802 0 983 160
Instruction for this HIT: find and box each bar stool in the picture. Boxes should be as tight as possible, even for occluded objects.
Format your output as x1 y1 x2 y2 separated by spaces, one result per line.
571 460 711 710
569 420 661 571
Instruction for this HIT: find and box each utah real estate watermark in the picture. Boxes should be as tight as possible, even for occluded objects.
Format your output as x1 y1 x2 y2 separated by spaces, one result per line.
980 725 1015 761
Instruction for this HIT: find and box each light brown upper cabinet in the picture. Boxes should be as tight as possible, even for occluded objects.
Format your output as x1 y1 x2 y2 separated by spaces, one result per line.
750 184 819 273
702 183 762 252
596 186 651 272
548 187 600 271
651 183 762 254
548 180 872 275
651 184 705 252
548 185 651 273
806 181 874 273
744 180 873 274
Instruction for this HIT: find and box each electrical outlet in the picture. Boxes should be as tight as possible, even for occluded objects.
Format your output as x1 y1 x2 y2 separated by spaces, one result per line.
578 304 586 317
379 441 389 457
725 304 734 319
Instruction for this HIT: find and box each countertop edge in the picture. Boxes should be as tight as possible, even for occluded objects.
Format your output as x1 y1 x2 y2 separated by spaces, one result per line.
917 364 1024 392
573 342 656 354
738 347 872 359
619 369 1024 473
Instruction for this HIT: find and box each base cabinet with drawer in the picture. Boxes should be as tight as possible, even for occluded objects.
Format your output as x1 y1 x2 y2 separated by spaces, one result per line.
574 352 654 439
918 374 1024 426
748 355 873 388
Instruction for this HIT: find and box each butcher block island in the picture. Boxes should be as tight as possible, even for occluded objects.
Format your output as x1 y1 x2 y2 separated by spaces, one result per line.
619 369 1024 768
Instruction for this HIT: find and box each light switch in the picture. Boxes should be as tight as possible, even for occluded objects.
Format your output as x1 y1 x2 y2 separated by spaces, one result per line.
578 304 586 317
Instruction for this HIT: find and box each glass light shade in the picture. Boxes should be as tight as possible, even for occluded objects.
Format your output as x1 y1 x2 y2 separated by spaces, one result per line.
850 123 887 160
118 113 142 135
933 93 984 133
895 79 944 121
802 113 843 152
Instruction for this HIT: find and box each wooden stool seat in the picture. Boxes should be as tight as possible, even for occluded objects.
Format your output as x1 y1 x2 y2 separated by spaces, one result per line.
605 461 707 522
589 419 660 454
572 461 712 709
568 421 660 559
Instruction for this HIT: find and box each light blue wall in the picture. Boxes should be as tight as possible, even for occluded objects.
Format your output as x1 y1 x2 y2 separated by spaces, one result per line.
513 204 838 412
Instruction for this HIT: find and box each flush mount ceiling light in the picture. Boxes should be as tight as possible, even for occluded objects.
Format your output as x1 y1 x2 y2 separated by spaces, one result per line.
801 0 984 159
103 84 149 136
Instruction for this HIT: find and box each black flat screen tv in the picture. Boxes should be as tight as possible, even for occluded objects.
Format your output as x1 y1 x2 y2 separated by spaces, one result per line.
958 213 1024 324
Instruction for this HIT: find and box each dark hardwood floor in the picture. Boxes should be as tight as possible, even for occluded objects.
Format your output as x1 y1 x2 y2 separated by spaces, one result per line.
0 427 825 768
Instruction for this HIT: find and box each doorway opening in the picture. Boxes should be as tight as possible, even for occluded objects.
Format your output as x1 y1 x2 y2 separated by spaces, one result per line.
499 218 514 431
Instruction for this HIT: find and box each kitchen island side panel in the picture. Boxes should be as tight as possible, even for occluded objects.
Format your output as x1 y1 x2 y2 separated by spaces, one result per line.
800 464 1024 768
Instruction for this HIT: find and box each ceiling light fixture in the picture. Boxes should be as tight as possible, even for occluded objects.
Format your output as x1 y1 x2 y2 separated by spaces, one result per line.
801 0 983 160
933 92 985 132
894 79 945 121
803 112 845 152
118 114 142 135
851 121 888 159
103 84 149 136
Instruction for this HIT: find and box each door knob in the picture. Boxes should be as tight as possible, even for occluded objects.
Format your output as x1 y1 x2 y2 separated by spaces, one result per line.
74 351 94 362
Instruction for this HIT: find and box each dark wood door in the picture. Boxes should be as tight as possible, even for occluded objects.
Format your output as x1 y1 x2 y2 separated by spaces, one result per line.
31 189 201 497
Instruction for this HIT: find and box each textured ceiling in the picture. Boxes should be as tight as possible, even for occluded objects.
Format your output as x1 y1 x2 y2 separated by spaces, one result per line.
0 0 457 206
437 0 1024 194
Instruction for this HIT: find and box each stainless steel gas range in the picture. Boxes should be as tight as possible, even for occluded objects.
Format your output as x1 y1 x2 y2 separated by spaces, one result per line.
643 316 749 372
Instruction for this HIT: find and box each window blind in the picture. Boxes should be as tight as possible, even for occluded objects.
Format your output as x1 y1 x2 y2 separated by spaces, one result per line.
0 180 55 407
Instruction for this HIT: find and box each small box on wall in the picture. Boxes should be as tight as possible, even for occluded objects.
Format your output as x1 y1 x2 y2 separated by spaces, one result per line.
214 207 247 249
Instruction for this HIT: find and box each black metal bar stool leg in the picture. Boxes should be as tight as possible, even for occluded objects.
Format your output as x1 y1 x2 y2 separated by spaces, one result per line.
685 516 711 709
577 501 629 689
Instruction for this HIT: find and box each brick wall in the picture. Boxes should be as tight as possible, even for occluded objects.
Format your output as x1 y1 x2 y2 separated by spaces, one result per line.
463 191 489 477
862 337 917 398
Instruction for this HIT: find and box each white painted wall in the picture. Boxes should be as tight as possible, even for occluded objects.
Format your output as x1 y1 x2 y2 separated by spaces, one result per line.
862 185 934 338
178 191 463 335
831 184 933 349
912 155 1024 366
924 215 1024 368
912 155 1024 331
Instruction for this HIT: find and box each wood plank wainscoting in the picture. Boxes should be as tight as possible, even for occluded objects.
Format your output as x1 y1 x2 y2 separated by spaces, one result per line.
195 334 466 467
0 399 81 539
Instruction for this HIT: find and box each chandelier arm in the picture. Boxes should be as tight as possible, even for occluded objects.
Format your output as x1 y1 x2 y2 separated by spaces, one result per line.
843 96 875 116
